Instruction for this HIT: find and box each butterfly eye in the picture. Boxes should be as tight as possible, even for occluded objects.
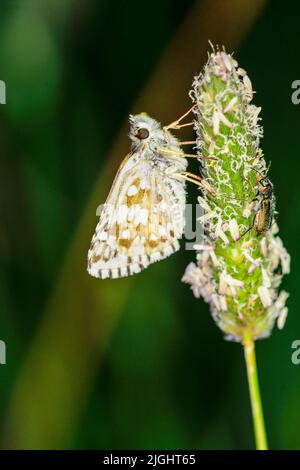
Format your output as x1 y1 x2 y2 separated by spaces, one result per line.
136 128 149 140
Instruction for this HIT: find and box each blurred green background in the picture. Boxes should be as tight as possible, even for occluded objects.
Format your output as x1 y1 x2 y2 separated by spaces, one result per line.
1 0 299 450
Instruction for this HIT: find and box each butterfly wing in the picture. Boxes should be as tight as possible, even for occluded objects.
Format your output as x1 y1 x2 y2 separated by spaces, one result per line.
87 152 186 279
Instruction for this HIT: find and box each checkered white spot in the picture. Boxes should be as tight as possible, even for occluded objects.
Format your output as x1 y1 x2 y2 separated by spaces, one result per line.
87 113 188 279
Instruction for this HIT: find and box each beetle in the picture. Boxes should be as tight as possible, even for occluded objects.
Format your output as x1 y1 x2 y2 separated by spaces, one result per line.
241 171 276 237
253 173 276 234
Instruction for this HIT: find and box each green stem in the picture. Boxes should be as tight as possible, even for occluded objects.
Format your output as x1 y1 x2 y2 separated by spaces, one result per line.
243 333 268 450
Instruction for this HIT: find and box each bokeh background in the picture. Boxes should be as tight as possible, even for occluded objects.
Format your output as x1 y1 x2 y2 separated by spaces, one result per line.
1 0 299 450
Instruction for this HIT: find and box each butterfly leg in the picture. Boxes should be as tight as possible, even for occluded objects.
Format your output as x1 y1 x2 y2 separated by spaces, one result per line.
164 106 195 131
158 146 217 161
172 170 216 195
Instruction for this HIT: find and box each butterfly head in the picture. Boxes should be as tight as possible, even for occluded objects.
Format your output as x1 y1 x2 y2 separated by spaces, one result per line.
129 113 169 150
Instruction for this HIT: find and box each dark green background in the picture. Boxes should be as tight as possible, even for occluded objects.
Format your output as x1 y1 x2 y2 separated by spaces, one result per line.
1 0 299 449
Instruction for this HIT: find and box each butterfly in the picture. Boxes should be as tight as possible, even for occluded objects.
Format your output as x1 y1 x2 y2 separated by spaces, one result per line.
87 110 212 279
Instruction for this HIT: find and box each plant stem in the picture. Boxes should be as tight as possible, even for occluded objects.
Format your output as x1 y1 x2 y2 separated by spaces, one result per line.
243 332 268 450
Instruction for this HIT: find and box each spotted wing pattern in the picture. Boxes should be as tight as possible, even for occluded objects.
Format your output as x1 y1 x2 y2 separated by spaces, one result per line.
87 152 186 279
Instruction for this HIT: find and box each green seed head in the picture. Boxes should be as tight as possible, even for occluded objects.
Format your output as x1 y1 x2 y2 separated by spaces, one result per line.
183 47 290 342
